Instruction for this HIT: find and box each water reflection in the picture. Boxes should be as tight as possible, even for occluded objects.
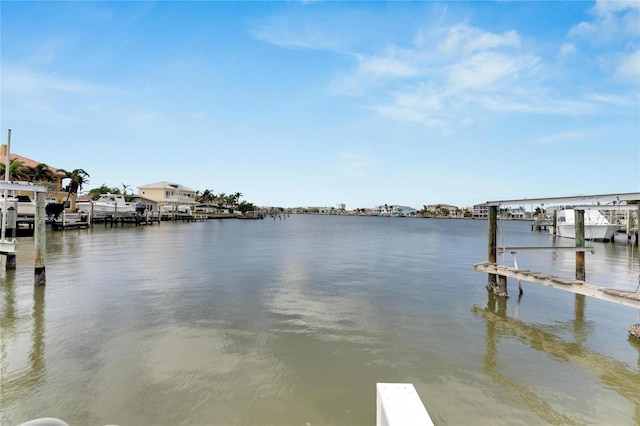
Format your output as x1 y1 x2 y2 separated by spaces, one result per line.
475 293 640 424
1 281 47 406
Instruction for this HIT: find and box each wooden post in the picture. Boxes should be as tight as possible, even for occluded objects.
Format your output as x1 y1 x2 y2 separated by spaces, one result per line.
6 200 17 238
487 205 498 288
34 192 46 286
5 200 17 269
552 210 557 236
575 209 585 281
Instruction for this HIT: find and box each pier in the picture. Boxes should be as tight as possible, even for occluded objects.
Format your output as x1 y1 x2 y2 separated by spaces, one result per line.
474 192 640 336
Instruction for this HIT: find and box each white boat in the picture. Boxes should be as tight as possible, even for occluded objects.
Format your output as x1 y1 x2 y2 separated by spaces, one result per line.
161 204 192 215
77 193 137 216
0 195 36 216
549 208 618 242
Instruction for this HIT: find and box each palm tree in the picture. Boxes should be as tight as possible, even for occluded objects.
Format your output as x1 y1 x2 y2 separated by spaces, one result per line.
29 163 55 183
233 192 242 205
63 168 90 202
0 158 30 181
201 189 213 203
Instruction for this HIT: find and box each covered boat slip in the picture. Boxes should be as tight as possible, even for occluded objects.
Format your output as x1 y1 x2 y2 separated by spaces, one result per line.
474 192 640 316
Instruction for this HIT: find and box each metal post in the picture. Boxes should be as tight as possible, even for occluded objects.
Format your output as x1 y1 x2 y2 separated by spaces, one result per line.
1 129 11 242
34 192 46 286
575 209 585 281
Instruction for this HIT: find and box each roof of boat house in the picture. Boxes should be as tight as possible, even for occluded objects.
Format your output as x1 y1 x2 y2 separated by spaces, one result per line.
138 181 196 192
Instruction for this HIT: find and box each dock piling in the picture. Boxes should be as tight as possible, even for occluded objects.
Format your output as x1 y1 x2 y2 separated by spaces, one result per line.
575 209 585 281
34 192 46 286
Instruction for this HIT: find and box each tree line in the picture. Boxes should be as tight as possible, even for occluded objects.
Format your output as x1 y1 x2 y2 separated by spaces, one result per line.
2 159 258 213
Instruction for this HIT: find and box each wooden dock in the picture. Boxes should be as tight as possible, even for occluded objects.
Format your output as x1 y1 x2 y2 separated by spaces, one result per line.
474 261 640 309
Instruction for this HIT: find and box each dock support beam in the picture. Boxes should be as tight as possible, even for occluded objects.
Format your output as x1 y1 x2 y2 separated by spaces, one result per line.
575 209 585 282
34 192 46 286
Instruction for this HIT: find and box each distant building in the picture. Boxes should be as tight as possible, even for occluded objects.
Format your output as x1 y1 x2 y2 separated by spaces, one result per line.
473 204 489 218
372 205 416 217
472 204 528 219
426 204 459 217
136 181 197 211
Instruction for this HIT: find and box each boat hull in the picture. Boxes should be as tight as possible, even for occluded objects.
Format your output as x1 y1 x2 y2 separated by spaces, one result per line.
551 224 618 242
77 202 137 216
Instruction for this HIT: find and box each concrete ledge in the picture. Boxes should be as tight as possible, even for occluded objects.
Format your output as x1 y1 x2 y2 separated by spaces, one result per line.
376 383 434 426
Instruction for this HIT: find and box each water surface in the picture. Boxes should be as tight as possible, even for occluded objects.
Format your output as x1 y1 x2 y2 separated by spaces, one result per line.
1 215 639 425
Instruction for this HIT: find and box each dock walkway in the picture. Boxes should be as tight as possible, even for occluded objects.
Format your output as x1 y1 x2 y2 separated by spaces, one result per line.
474 261 640 309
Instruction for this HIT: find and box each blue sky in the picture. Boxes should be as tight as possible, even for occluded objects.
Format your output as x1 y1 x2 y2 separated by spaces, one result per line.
1 1 638 209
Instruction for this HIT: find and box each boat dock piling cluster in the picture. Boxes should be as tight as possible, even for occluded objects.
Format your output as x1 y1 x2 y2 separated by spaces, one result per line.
475 192 640 338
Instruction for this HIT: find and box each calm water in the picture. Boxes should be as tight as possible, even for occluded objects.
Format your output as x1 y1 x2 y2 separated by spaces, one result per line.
1 215 639 425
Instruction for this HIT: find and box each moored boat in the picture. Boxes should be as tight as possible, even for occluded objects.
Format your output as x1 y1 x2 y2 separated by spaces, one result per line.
77 193 137 216
161 204 192 215
549 208 618 242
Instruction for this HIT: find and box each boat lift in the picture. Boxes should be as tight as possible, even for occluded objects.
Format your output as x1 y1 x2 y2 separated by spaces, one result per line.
474 192 640 334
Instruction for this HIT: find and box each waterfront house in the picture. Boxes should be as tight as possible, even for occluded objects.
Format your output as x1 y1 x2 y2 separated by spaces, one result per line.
473 204 489 218
0 143 74 208
372 205 417 217
136 181 197 212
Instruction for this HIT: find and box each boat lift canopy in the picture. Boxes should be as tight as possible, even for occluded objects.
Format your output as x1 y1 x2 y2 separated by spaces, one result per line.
480 192 640 207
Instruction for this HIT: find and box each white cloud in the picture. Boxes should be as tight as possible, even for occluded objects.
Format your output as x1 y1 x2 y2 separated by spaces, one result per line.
448 51 537 89
534 130 592 145
440 24 521 54
570 0 639 42
558 42 577 59
250 15 345 51
593 0 640 17
355 53 419 79
3 66 109 96
586 92 637 107
616 49 640 78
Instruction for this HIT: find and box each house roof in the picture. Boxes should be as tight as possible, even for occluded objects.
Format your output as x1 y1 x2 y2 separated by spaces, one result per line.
138 181 196 193
1 150 67 178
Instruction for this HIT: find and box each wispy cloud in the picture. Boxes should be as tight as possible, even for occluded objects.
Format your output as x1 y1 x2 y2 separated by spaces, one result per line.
439 24 521 54
616 49 640 78
3 66 111 96
557 42 577 59
586 91 638 107
533 130 592 145
568 2 639 82
337 152 376 178
249 12 345 51
448 51 537 89
354 53 419 79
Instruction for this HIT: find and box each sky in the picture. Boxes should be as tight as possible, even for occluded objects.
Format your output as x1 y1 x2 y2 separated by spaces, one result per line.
1 1 638 209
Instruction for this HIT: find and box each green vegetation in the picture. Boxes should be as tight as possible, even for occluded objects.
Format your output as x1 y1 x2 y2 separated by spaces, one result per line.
62 169 90 202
